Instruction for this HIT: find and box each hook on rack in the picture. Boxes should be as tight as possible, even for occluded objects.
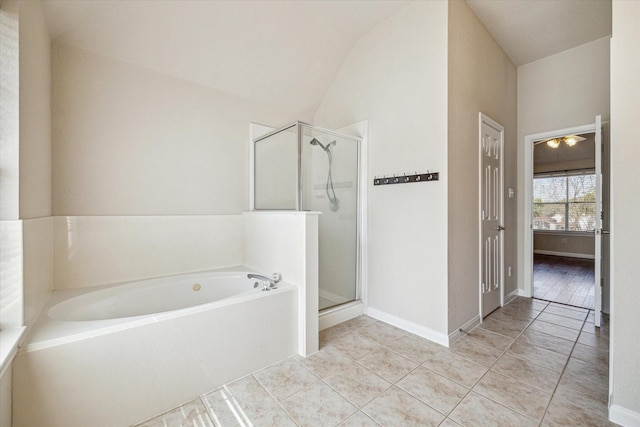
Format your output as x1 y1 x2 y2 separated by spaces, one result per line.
373 171 439 186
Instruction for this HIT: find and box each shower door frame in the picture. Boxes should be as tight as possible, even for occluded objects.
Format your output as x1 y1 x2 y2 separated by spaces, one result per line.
251 121 363 311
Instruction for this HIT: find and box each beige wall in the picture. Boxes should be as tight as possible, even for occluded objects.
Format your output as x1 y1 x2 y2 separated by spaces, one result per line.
0 364 11 427
534 159 595 174
447 0 517 333
517 37 610 293
19 0 51 219
517 37 610 137
314 1 450 338
610 0 640 419
52 43 299 216
533 233 595 257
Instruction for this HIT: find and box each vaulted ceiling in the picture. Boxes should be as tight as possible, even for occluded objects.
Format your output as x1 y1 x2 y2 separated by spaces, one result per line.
467 0 611 66
42 0 612 116
42 1 410 116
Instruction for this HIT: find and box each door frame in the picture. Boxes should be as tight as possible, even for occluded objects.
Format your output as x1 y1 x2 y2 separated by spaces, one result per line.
522 121 599 298
479 113 505 319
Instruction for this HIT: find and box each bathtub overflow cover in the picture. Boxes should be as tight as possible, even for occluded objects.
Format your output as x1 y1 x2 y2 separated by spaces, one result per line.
193 283 201 291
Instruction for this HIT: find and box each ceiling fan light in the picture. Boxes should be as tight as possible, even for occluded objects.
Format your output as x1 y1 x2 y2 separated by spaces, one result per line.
546 139 560 148
564 136 577 147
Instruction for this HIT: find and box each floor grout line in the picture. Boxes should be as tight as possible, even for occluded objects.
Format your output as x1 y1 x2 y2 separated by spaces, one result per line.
537 307 591 425
138 303 611 427
446 301 549 425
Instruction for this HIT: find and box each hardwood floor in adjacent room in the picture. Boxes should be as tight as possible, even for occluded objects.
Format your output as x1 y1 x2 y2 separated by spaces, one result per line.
533 254 595 309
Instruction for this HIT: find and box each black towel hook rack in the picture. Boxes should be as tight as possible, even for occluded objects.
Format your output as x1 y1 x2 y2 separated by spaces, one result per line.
373 171 439 186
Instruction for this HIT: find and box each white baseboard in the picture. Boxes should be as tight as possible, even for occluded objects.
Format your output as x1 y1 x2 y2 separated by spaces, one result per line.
319 301 364 331
448 315 481 345
534 249 595 260
505 289 519 304
366 307 449 347
610 404 640 426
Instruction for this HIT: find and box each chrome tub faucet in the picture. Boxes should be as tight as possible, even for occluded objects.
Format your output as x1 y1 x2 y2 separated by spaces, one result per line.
248 273 281 291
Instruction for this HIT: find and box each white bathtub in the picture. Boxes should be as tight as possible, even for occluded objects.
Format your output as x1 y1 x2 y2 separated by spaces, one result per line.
13 267 298 427
49 270 272 322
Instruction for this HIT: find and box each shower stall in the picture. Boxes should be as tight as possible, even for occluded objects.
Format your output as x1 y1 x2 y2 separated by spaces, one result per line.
253 122 361 311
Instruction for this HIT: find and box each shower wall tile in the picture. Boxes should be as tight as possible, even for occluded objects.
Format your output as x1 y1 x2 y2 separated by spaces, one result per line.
0 220 23 329
22 217 54 328
53 215 243 289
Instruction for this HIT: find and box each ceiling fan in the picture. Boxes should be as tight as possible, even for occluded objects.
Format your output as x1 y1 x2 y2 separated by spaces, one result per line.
534 135 586 148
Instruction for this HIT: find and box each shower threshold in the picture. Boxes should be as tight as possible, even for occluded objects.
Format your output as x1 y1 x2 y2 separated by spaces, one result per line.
319 300 364 331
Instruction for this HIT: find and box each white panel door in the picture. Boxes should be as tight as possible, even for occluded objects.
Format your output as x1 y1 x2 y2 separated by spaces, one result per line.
480 114 504 317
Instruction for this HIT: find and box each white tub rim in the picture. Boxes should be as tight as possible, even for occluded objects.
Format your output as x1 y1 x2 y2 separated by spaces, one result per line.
21 266 295 353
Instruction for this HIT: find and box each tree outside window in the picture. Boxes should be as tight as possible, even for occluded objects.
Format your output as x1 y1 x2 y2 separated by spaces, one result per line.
533 174 596 232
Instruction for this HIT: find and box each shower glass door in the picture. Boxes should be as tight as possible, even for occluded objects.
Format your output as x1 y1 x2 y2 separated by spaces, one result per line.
254 124 298 210
300 124 359 311
253 122 360 312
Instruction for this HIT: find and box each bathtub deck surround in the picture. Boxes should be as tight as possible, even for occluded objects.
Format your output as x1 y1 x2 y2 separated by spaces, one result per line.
242 211 320 356
135 298 611 426
13 211 321 426
21 268 286 348
13 269 298 427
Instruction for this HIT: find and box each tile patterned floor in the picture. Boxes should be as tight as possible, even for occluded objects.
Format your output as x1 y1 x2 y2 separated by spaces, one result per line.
134 298 614 427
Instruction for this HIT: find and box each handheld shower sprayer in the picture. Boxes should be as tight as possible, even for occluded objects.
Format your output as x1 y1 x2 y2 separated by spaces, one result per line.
309 138 339 212
309 138 335 152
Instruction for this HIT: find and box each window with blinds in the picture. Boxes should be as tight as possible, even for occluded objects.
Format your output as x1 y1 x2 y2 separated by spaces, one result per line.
533 172 596 232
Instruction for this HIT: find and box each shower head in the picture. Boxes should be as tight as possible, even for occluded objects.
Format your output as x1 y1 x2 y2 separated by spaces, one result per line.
309 138 336 153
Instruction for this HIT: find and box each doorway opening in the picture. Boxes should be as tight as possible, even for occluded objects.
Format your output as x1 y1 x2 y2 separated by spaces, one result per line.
523 117 608 325
531 131 597 309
